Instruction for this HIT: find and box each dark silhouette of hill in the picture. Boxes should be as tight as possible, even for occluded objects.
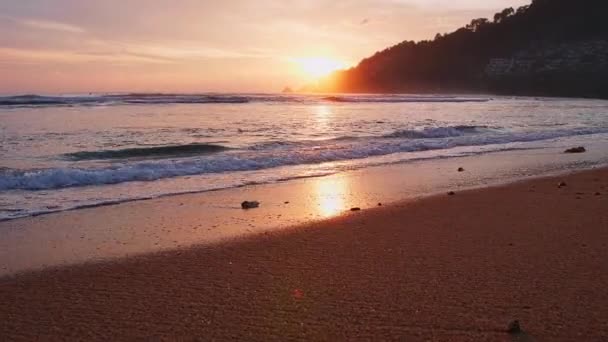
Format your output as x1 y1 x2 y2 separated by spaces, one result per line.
316 0 608 98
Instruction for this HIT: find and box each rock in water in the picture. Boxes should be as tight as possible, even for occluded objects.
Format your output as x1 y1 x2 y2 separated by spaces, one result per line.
507 320 522 334
458 167 465 172
564 146 586 153
241 201 260 209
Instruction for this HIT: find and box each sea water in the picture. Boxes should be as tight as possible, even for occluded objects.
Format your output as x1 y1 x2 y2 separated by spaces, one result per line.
1 93 608 220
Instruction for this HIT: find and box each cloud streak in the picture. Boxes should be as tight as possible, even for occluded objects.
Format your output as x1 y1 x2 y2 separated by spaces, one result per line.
19 18 85 33
0 0 532 93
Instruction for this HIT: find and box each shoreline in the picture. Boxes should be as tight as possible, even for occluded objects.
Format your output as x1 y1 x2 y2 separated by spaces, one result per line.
1 143 608 276
2 167 608 340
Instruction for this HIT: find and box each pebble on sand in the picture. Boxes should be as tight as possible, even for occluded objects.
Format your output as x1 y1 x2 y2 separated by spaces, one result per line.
350 207 361 211
507 320 522 334
564 146 586 153
457 167 465 172
241 201 260 209
558 181 567 188
447 191 456 196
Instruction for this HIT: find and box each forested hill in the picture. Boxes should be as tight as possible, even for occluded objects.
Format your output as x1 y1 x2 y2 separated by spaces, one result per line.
316 0 608 99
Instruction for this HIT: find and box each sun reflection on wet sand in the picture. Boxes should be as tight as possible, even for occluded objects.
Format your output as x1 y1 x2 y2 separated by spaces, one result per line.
312 175 350 218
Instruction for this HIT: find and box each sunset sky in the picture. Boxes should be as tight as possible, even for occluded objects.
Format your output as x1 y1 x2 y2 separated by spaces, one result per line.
0 0 529 94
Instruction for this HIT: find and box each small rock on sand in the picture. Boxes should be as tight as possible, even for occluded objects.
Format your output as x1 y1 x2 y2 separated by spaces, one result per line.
241 201 260 209
447 191 456 196
507 320 522 334
558 181 567 188
457 167 465 172
377 202 382 206
350 207 361 211
564 146 586 153
595 192 601 196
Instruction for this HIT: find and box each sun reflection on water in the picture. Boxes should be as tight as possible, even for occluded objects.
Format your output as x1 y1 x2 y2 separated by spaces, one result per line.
313 105 332 129
312 175 349 218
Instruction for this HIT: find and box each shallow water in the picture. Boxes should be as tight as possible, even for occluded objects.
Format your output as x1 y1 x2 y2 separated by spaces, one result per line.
1 93 608 220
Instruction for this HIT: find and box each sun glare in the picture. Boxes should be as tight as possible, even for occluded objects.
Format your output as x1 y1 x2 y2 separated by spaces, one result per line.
295 57 347 79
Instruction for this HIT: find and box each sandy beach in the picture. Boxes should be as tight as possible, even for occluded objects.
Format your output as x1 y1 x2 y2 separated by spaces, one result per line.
2 167 607 341
3 0 608 340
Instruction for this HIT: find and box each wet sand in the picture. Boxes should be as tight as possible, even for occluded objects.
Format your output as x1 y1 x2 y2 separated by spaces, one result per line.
2 146 606 276
2 168 608 340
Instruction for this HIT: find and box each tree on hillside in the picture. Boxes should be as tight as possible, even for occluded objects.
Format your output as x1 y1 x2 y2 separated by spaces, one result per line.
316 0 608 98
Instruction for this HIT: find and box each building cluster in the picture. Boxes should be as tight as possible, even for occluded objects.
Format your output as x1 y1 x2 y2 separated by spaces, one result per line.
485 40 608 78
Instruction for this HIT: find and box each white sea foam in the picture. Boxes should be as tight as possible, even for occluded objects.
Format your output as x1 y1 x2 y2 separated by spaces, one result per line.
2 94 608 221
2 126 607 191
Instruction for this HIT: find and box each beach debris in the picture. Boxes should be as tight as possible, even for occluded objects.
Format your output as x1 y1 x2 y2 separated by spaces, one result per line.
558 181 567 188
507 320 522 334
350 207 361 211
457 167 465 172
292 288 304 299
241 201 260 209
564 146 586 153
447 191 456 196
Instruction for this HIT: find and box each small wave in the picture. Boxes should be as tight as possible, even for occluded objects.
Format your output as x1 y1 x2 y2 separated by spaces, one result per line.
0 95 90 106
0 93 491 108
0 94 250 107
383 125 486 139
64 143 231 160
106 94 249 104
3 126 608 191
251 126 485 150
323 96 490 103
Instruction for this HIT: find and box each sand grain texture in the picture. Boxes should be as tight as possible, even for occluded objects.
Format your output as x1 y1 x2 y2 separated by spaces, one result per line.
2 169 608 341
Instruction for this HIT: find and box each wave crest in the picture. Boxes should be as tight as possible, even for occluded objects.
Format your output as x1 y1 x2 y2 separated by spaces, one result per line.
0 93 491 107
383 125 485 139
2 126 607 191
64 143 231 160
323 96 490 103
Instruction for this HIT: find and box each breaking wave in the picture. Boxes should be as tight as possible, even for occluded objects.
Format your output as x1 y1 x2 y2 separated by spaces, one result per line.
64 143 231 160
382 125 486 139
2 126 607 191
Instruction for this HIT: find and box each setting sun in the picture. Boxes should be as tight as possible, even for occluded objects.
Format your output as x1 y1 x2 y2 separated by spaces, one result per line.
294 57 348 79
5 1 608 341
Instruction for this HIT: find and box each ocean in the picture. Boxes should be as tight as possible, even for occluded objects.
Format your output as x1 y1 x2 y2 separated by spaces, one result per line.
1 93 608 220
